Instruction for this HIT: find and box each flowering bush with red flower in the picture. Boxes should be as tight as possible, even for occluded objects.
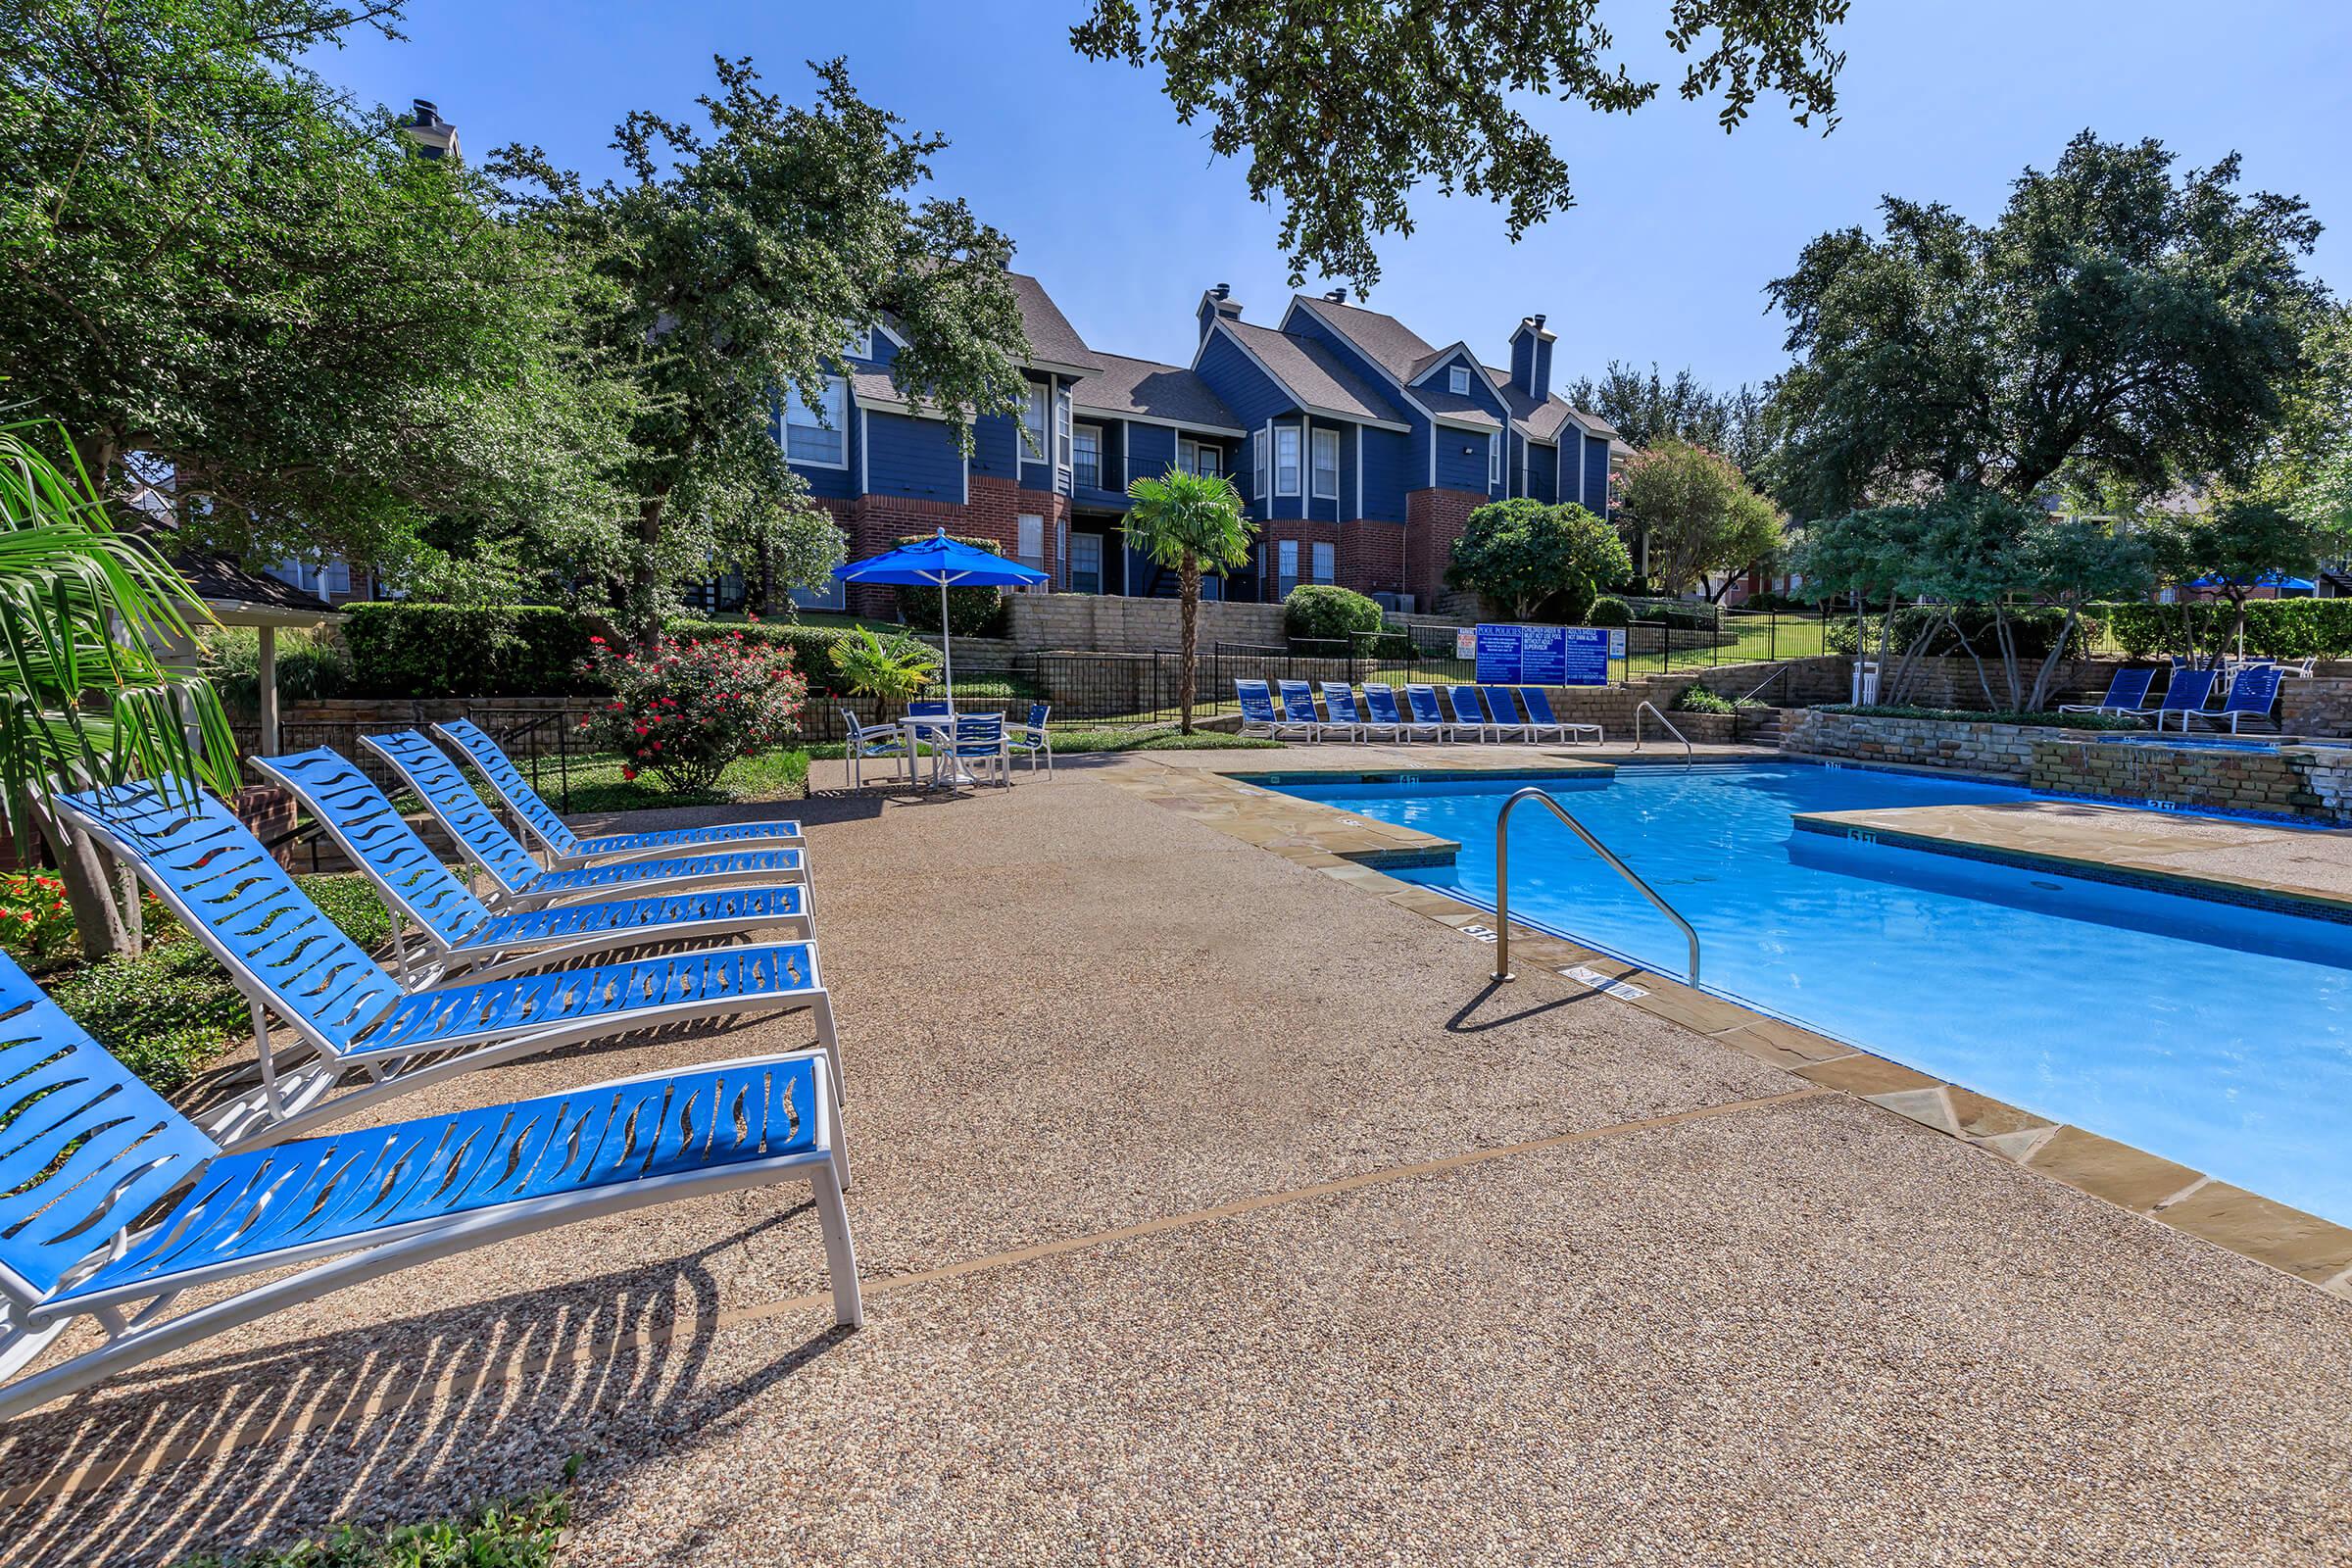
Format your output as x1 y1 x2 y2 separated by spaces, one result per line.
576 633 808 795
0 872 78 961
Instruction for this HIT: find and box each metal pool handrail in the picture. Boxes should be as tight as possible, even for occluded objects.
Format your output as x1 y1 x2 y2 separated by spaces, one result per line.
1634 701 1693 767
1491 786 1701 988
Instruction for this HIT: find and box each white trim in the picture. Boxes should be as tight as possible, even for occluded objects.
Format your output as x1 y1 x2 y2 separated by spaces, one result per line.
1068 406 1248 438
1274 424 1301 498
784 375 852 470
850 393 962 424
1432 413 1500 432
1521 437 1531 499
857 405 868 492
1193 319 1412 433
869 318 911 354
1310 426 1339 501
961 446 970 506
1447 366 1471 396
1353 430 1363 518
1488 430 1502 491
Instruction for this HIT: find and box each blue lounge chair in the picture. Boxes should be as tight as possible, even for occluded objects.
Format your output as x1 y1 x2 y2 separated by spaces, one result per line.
57 779 842 1144
2185 662 2283 734
1363 684 1440 742
2131 667 2217 731
1404 685 1463 741
841 708 912 788
254 748 812 986
1238 679 1316 741
1277 679 1345 741
1477 687 1534 741
2059 667 2155 716
363 731 804 907
1445 684 1493 740
0 954 857 1423
933 712 1008 787
435 718 803 866
1517 687 1602 745
1005 703 1054 775
1320 682 1392 741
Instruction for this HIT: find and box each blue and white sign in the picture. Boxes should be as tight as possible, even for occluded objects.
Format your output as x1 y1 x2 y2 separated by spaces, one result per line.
1473 623 1612 686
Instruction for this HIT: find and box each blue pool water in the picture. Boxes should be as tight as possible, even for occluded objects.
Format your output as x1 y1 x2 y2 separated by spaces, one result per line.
1262 762 2352 1223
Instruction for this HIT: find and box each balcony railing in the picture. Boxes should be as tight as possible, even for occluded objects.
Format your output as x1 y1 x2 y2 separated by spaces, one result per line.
1074 449 1233 495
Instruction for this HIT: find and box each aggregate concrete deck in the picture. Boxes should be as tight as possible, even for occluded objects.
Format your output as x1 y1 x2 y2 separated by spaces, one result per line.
1795 796 2352 914
2 745 2348 1566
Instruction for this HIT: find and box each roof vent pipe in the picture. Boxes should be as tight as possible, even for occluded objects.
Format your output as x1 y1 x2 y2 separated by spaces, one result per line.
1325 288 1348 303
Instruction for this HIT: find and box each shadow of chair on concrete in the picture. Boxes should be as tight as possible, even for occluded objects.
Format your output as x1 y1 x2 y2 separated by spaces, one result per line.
0 1210 854 1568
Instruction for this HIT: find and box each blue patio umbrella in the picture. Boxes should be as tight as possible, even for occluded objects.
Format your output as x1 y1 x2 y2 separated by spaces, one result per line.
832 529 1048 710
2188 572 2317 592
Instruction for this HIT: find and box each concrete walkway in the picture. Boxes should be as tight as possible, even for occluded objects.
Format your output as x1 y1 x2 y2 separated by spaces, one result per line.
2 751 2348 1566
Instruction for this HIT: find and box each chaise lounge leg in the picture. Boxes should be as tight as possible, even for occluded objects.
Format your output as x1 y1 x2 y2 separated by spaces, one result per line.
810 1165 864 1329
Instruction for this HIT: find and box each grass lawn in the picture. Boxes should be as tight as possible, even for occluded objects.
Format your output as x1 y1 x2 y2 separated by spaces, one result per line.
168 1480 571 1567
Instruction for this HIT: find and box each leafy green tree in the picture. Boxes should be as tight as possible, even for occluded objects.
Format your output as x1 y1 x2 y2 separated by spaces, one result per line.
0 422 239 960
495 58 1032 648
2151 499 2352 658
0 0 633 582
1445 499 1632 624
1560 363 1771 471
1072 1 1851 290
1122 466 1254 733
1766 133 2326 519
1791 503 1934 695
1615 439 1785 599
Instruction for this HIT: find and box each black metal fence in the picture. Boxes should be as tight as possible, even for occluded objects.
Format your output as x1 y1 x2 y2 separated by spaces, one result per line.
267 706 584 811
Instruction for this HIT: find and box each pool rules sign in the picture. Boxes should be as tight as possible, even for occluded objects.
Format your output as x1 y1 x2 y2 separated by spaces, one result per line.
1473 623 1613 685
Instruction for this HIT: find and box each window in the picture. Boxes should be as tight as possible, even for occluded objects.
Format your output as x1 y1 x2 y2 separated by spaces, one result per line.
1311 428 1339 500
1276 539 1298 597
1069 531 1102 595
1055 386 1072 468
1021 382 1048 462
1274 426 1300 496
784 375 848 466
1253 431 1268 497
1073 424 1103 490
1015 514 1046 576
1179 438 1221 479
326 560 352 597
1489 431 1502 489
1448 366 1470 396
1311 541 1335 585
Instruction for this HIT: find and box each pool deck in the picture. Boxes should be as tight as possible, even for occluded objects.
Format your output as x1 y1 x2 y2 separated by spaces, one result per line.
1793 797 2352 917
4 740 2351 1565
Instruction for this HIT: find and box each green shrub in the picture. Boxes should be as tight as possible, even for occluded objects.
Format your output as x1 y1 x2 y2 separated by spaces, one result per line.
669 620 866 699
1284 583 1383 644
201 627 353 712
344 604 595 698
1740 591 1821 612
2094 599 2352 660
579 634 809 795
1585 596 1632 627
1824 605 2101 662
1671 685 1756 713
889 534 1012 639
1815 703 2141 731
167 1485 570 1568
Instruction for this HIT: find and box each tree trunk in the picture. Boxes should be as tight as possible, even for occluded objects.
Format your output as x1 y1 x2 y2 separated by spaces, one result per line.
1178 552 1201 734
24 795 137 961
2028 608 2082 711
632 492 669 652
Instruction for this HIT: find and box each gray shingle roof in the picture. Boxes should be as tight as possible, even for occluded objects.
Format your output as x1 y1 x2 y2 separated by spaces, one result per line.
1223 320 1407 425
1297 296 1437 381
1007 272 1102 374
1070 353 1243 431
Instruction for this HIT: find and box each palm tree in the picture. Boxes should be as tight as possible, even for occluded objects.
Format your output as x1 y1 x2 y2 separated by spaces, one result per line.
0 420 238 957
1122 466 1255 734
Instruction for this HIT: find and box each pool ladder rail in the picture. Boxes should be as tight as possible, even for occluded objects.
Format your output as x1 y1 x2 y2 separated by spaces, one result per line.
1491 786 1702 989
1632 700 1693 768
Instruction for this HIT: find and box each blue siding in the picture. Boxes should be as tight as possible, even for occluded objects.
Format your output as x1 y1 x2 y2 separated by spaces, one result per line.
1126 421 1177 486
1194 331 1298 433
1435 425 1493 494
1413 350 1512 421
1527 441 1558 505
1357 427 1412 522
866 411 964 503
970 409 1020 480
1533 337 1553 402
1581 433 1610 516
1508 333 1536 396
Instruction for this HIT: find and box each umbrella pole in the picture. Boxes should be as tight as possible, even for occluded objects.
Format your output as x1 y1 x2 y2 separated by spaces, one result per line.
941 578 955 712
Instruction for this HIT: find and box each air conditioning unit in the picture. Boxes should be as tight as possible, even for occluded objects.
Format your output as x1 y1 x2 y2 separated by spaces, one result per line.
1372 592 1417 613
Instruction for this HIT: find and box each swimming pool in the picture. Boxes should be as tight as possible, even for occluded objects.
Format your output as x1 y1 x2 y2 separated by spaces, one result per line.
1262 762 2352 1224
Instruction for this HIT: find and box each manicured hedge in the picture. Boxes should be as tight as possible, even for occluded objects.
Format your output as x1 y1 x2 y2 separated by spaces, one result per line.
343 604 596 698
1824 605 2100 662
1284 583 1383 642
665 620 863 698
2093 599 2352 660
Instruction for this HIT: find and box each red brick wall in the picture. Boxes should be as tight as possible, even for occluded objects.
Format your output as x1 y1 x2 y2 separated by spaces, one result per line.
1404 488 1485 608
818 480 1069 617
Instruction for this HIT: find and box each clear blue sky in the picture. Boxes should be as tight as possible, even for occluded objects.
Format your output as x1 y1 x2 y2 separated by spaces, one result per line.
313 0 2350 392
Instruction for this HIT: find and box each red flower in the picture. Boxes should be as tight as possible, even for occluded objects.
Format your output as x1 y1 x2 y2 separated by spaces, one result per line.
634 724 649 736
589 636 606 645
621 766 638 781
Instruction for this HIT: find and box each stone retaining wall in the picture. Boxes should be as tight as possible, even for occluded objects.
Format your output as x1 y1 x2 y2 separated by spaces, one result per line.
1780 710 2077 778
1005 595 1288 654
2029 739 2352 823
